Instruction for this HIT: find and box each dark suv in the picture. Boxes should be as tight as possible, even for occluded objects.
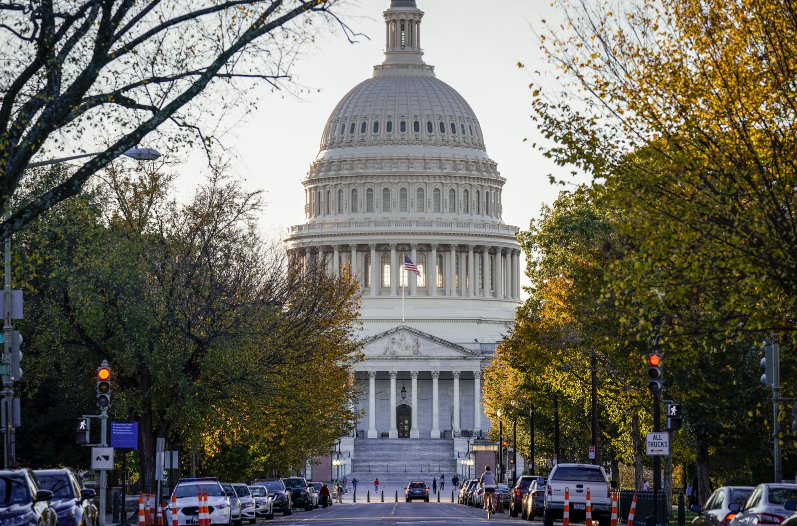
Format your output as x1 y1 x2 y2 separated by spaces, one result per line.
0 468 57 526
405 481 429 502
34 469 97 526
256 481 291 516
281 478 312 512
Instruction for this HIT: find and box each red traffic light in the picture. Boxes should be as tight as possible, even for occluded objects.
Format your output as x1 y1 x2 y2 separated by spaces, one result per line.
647 354 661 367
97 367 110 381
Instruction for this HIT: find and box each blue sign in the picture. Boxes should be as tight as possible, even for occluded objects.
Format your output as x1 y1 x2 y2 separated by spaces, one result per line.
111 422 138 450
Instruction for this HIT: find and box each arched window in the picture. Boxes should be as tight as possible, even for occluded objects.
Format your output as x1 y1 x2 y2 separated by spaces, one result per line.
461 124 466 135
469 124 474 136
400 121 407 133
350 123 356 134
382 188 391 212
433 188 441 212
364 254 371 287
399 188 408 212
476 190 481 214
414 121 420 133
386 121 393 133
381 253 391 288
351 188 358 213
448 188 456 213
486 190 490 215
427 121 433 133
436 254 444 288
417 253 426 288
366 188 374 212
316 190 321 216
326 190 332 214
416 188 425 212
439 121 446 134
463 189 470 213
361 121 367 134
340 123 346 135
451 122 457 134
337 189 343 214
373 121 379 133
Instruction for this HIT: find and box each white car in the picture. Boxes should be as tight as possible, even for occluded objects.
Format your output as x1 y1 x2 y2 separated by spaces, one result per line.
170 478 235 526
247 485 274 520
729 484 797 526
231 484 256 524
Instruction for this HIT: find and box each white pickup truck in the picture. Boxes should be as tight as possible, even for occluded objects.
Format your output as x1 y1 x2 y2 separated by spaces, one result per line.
543 463 612 526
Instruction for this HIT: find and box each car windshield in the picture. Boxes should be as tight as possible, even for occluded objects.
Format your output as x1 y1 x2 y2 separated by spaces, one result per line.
174 484 225 498
263 482 284 492
248 487 265 497
730 489 752 506
36 475 75 499
768 488 797 505
518 479 532 487
282 479 305 489
408 483 426 489
310 483 322 491
0 476 31 506
233 486 249 497
551 467 606 483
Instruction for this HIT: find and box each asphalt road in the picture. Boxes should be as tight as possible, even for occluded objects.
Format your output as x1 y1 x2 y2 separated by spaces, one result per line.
264 502 534 525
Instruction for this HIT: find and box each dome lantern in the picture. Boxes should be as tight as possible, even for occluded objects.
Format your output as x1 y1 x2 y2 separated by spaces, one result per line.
381 0 428 71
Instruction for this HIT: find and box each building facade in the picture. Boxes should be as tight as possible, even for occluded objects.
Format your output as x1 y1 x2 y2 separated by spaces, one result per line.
285 0 521 481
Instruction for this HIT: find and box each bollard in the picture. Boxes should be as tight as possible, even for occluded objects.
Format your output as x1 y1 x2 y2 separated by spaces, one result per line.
627 493 638 526
353 490 356 503
437 490 440 502
381 490 384 502
611 491 618 526
367 490 370 503
586 488 593 526
138 493 145 526
112 490 121 524
451 489 454 502
678 490 685 526
563 487 570 526
395 490 398 503
171 494 178 526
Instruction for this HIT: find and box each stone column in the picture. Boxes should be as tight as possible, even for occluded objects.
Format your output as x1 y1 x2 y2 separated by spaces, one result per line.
453 370 461 435
368 371 377 438
513 249 520 299
468 245 475 297
333 245 340 278
449 245 456 296
390 243 398 296
504 249 512 300
474 370 482 436
431 371 440 439
495 248 504 300
370 244 378 296
389 371 398 438
459 249 467 297
410 244 418 296
410 370 420 438
350 244 358 281
429 244 437 296
482 246 490 297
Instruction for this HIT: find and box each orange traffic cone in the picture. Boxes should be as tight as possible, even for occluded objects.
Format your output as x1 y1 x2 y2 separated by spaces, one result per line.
171 494 178 526
611 491 618 526
627 492 638 526
156 501 164 526
201 490 209 526
586 488 593 526
138 493 145 526
563 487 570 526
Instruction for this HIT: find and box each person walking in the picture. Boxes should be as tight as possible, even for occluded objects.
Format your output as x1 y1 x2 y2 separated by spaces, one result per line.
343 476 347 492
319 483 331 508
643 479 650 490
440 474 445 492
352 478 358 493
432 477 437 494
336 482 343 504
452 474 459 490
374 478 379 493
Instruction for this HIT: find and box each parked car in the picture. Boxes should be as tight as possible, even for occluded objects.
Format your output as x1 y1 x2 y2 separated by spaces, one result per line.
458 480 474 504
510 476 538 517
34 468 97 526
544 464 612 526
281 478 312 512
255 481 290 517
522 478 547 521
230 484 255 524
219 483 243 526
496 484 511 508
246 485 274 520
307 483 329 508
472 484 485 508
780 501 796 526
405 481 429 502
0 468 57 526
305 485 319 509
691 486 755 526
729 484 797 526
170 477 235 526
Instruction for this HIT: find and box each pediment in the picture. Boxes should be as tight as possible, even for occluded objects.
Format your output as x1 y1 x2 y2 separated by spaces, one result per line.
361 325 480 359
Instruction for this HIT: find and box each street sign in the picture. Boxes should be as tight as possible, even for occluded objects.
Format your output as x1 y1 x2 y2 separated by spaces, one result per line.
646 432 670 456
111 422 138 450
588 445 596 459
92 447 114 470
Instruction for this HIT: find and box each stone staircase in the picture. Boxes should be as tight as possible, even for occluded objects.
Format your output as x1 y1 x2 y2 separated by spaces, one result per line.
348 438 458 492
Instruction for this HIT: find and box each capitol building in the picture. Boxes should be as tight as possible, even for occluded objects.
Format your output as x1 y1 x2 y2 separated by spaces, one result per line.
286 0 523 484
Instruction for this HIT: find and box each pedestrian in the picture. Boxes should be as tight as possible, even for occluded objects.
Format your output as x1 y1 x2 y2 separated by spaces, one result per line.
440 474 445 492
352 477 358 492
432 477 437 494
452 474 459 490
343 476 347 491
686 482 692 503
336 482 343 504
643 479 650 491
319 483 331 508
374 478 379 493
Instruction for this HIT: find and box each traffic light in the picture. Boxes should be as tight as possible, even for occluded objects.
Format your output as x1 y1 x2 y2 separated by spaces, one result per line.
647 353 662 394
666 403 682 431
76 417 90 444
96 361 111 408
10 330 22 381
760 339 775 387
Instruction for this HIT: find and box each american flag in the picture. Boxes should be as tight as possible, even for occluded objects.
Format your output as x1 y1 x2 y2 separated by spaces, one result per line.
403 254 420 276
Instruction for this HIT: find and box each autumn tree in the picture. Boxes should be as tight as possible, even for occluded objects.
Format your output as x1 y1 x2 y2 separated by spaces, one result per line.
0 0 355 240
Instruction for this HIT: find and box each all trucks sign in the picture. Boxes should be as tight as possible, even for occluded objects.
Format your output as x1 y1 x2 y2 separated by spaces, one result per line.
646 432 670 456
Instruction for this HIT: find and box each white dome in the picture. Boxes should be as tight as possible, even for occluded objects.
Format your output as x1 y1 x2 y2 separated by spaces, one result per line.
318 74 487 154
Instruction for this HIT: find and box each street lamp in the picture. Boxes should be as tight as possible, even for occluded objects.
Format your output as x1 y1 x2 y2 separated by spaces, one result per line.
529 405 535 475
27 147 162 168
496 409 503 484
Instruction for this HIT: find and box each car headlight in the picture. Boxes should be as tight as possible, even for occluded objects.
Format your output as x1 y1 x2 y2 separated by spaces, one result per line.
10 512 34 525
216 504 228 510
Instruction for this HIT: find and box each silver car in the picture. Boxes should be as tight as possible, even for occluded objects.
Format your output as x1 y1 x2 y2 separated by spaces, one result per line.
219 483 242 526
231 484 256 524
247 485 274 520
729 484 797 526
691 486 754 526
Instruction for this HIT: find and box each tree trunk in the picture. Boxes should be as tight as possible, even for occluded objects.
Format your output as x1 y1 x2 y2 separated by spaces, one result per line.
632 410 644 490
139 409 155 493
696 440 710 506
611 457 620 488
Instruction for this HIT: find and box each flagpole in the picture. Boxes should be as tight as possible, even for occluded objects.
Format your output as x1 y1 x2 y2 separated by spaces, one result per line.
401 252 405 324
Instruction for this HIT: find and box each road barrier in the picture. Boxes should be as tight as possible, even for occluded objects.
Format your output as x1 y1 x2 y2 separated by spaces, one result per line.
171 495 178 526
367 490 370 503
586 488 593 526
563 487 570 526
626 493 638 526
138 494 145 526
611 491 618 526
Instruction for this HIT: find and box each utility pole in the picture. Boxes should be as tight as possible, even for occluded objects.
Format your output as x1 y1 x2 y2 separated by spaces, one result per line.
529 405 535 475
554 396 560 464
591 349 598 465
2 212 16 469
771 336 781 483
512 419 517 486
99 406 108 526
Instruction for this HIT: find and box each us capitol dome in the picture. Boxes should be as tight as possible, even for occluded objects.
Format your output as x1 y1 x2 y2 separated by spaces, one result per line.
287 0 524 481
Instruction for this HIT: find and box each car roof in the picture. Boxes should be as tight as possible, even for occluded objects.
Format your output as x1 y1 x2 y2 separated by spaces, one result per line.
33 468 73 475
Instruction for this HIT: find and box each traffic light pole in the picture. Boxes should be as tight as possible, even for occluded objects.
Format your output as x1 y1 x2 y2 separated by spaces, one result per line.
771 337 781 483
652 391 661 526
99 406 108 526
3 217 14 470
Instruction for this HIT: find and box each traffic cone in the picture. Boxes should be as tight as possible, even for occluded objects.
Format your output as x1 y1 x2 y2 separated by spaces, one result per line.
145 495 151 526
156 501 163 526
197 489 205 526
627 493 638 526
611 491 618 526
171 494 178 526
563 487 570 526
138 493 145 526
586 488 593 526
201 490 209 526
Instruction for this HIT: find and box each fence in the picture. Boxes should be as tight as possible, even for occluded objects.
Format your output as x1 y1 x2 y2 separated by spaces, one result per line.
617 490 670 526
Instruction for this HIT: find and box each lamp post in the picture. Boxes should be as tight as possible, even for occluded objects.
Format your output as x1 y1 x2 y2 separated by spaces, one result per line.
26 147 162 168
529 405 535 475
496 409 503 484
512 416 517 486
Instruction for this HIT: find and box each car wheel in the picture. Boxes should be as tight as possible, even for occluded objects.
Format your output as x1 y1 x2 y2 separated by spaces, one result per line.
543 509 555 526
424 498 429 502
511 503 518 517
305 503 312 512
284 508 292 516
